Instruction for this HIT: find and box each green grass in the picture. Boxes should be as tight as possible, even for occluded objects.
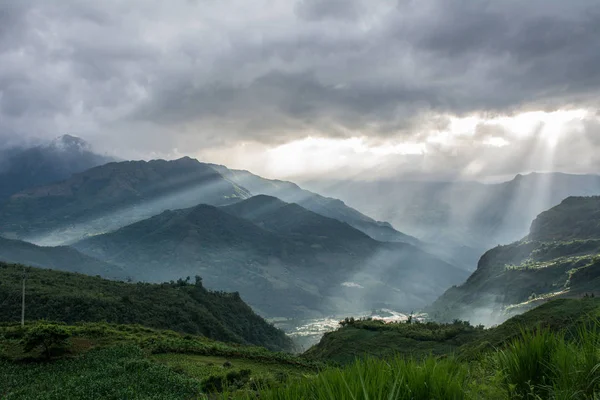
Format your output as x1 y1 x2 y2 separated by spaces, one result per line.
496 323 600 399
235 319 600 400
0 321 319 399
306 298 600 365
1 300 599 399
0 345 203 400
232 356 470 400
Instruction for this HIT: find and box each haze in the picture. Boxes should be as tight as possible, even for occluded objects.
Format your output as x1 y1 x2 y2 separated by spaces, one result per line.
1 0 599 181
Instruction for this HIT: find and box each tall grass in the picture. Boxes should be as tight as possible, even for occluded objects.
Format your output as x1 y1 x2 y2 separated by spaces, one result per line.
496 319 600 399
232 356 469 400
239 319 600 400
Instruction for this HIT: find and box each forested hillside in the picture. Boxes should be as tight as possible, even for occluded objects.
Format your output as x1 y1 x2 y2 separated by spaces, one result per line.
0 262 293 351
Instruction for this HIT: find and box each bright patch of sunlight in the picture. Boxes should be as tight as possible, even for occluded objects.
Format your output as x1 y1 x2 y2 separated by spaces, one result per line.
264 137 425 177
482 136 509 147
196 108 593 180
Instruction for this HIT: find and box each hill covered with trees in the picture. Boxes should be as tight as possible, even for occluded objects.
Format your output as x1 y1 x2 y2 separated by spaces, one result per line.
0 262 293 352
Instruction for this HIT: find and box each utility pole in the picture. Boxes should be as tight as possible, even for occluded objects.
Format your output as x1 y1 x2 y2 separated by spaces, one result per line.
21 266 26 327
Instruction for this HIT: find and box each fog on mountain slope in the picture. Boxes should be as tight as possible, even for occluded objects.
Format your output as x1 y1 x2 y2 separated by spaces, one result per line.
0 236 125 280
72 196 468 318
211 164 420 245
0 157 250 246
0 135 115 203
427 196 600 326
305 173 600 269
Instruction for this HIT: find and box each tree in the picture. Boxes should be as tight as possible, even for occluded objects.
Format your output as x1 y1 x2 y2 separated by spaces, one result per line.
22 323 71 360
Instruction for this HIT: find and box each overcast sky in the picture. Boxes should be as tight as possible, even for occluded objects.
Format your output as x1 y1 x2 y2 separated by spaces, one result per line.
1 0 599 181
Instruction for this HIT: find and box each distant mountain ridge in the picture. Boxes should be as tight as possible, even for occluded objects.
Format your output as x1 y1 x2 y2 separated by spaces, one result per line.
210 165 420 246
304 172 600 269
73 196 468 318
0 236 125 279
0 157 250 245
0 135 115 203
427 196 600 325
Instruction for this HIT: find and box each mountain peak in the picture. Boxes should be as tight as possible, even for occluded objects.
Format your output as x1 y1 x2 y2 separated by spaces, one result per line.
49 134 91 152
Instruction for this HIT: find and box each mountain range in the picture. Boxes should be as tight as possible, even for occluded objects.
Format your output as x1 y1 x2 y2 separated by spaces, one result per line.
305 173 600 269
0 157 251 245
211 166 419 246
72 195 468 317
2 136 598 324
0 236 125 280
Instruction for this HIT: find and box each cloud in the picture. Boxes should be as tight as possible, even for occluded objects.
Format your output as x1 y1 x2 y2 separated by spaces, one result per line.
0 0 599 177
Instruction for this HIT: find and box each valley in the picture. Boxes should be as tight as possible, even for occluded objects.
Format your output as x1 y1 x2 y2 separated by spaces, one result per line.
0 138 599 399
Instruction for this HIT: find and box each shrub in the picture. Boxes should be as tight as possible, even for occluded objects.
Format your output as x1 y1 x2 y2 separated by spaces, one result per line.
21 323 71 360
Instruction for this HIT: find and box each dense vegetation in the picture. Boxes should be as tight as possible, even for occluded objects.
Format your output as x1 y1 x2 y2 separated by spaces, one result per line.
0 262 293 351
0 322 317 399
245 321 600 400
1 299 598 399
306 298 600 364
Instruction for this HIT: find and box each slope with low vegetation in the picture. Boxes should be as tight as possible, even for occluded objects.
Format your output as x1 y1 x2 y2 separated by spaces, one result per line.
1 298 598 399
305 297 600 365
0 262 293 351
0 321 317 399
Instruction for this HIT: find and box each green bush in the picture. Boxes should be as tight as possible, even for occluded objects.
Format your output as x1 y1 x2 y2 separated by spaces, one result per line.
21 323 71 360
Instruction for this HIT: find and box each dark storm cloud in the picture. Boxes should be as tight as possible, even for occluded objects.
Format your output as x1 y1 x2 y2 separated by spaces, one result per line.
0 0 599 156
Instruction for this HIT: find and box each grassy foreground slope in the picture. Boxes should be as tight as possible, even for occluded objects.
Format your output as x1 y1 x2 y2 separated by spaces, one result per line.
0 322 317 399
304 298 600 365
0 262 293 351
1 299 598 399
